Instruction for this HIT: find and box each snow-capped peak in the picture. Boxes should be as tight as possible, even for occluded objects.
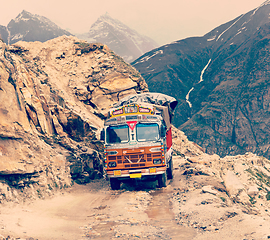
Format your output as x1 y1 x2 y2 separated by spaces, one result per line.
81 13 159 63
7 10 72 45
89 13 130 34
13 10 61 31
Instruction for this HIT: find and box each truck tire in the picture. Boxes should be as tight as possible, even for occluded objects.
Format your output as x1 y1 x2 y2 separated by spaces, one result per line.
157 172 167 188
167 158 173 180
110 178 121 190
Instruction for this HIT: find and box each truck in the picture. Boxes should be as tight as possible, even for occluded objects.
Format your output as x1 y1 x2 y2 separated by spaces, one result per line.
100 92 178 190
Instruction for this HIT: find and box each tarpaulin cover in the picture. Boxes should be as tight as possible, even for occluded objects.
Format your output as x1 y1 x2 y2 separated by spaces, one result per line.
114 93 178 127
114 92 178 112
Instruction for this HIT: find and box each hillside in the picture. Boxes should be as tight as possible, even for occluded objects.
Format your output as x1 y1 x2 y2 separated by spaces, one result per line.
132 1 270 158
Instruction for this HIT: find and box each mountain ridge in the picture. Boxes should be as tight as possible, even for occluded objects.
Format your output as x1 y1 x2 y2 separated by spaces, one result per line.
132 2 270 158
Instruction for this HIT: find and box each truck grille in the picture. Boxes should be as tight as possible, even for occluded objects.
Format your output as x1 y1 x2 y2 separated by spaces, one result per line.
125 154 144 163
108 153 161 164
125 163 146 168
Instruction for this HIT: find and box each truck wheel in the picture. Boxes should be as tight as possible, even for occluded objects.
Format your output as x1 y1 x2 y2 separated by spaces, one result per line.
157 172 167 188
110 178 121 190
167 158 173 180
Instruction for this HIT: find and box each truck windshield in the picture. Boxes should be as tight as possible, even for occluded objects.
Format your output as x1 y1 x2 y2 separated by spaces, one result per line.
136 123 159 142
106 125 129 144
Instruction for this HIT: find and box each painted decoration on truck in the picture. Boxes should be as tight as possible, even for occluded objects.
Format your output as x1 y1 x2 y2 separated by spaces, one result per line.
126 121 137 131
112 108 124 116
125 105 137 113
109 103 155 119
139 107 151 113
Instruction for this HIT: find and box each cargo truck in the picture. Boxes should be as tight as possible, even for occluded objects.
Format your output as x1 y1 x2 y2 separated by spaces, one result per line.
100 93 178 190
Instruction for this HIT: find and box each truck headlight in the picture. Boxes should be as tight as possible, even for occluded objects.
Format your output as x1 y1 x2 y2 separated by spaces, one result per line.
108 161 117 168
153 159 162 164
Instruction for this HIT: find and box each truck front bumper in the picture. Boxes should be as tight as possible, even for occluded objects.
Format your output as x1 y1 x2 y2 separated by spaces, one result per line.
106 166 166 180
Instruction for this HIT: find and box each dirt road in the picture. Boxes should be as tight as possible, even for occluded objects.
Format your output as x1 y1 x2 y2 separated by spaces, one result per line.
0 157 196 240
1 156 270 240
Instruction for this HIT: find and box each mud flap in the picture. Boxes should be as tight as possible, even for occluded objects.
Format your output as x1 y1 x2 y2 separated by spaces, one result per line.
157 172 167 188
167 158 173 180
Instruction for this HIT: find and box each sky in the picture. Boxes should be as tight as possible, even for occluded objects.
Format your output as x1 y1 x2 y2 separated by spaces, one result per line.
0 0 266 45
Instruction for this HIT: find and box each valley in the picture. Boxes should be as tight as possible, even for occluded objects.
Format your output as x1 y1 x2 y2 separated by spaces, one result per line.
1 2 270 238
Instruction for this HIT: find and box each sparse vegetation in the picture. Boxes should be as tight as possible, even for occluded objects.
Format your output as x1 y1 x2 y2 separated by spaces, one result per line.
74 41 103 54
248 195 256 204
266 192 270 201
220 196 226 202
36 189 42 198
246 168 270 187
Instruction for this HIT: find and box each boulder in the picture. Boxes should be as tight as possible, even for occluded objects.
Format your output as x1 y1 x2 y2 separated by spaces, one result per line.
223 170 245 198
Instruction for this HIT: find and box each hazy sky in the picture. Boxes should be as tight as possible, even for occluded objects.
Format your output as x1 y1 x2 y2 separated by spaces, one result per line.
0 0 266 45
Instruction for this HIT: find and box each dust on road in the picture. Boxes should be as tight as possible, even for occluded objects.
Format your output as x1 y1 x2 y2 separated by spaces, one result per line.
0 167 196 240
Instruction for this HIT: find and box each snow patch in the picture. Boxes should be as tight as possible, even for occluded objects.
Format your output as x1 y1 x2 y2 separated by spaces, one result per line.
15 18 30 23
252 7 260 16
133 50 163 65
11 33 24 41
216 15 244 41
251 0 269 16
186 87 194 108
207 36 216 41
235 31 242 37
199 59 211 83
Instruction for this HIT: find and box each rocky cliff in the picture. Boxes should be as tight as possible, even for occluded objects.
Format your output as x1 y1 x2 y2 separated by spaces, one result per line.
0 35 148 201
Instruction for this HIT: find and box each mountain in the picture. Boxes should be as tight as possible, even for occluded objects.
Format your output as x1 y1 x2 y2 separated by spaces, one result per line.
78 13 159 63
0 10 73 44
0 25 8 43
132 0 270 158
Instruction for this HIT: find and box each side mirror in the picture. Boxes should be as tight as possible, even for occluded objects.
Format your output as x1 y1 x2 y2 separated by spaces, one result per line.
100 129 105 141
160 125 166 138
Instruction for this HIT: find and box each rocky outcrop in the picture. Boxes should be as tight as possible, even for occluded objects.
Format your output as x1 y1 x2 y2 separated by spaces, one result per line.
172 151 270 238
0 35 148 201
172 126 204 157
